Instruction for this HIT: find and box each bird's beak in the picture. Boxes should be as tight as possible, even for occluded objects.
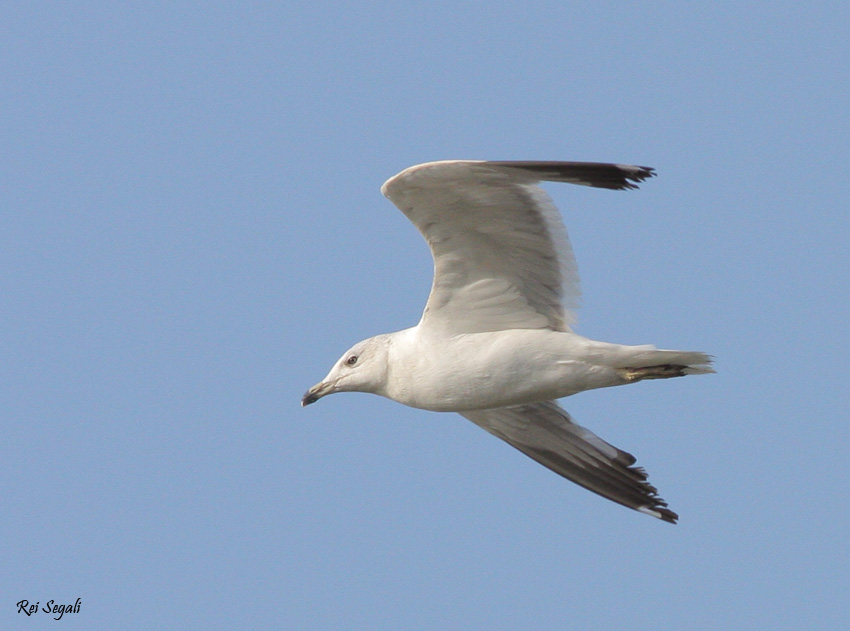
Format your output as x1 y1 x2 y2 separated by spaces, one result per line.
301 381 335 407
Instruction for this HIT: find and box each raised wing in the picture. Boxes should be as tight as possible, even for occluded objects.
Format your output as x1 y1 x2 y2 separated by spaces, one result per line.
381 160 654 334
461 401 678 523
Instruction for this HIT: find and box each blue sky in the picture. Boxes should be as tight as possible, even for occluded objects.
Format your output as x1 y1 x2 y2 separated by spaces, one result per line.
3 2 849 629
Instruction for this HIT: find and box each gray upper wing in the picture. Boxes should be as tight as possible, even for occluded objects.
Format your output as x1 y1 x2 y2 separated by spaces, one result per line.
461 400 678 523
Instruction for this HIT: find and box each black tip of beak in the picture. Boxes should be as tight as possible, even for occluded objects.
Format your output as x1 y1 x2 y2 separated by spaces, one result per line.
302 381 332 407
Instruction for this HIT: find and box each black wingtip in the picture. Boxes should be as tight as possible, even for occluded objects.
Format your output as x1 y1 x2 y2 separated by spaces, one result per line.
622 165 656 189
656 507 680 524
485 160 657 190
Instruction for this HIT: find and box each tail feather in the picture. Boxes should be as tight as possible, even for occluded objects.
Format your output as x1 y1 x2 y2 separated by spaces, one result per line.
620 347 714 374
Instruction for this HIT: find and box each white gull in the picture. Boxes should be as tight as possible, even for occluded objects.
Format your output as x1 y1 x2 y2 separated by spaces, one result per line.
302 160 713 523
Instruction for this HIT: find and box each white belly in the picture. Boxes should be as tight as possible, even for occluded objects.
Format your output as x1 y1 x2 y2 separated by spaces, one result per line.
385 328 627 412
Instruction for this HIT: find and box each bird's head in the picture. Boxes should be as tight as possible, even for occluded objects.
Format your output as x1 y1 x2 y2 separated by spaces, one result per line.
301 335 391 406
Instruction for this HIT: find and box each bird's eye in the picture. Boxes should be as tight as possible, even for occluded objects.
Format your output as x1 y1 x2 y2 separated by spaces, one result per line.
346 355 358 366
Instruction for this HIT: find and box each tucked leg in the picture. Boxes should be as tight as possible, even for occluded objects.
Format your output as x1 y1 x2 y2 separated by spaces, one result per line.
620 364 689 382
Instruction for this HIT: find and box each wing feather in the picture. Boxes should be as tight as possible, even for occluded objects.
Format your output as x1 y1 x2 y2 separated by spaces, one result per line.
461 401 678 523
381 160 653 334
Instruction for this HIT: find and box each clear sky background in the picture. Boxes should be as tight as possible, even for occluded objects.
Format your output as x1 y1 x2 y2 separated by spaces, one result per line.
3 2 849 629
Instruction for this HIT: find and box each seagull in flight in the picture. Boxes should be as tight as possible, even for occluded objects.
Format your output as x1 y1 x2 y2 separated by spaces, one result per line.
302 160 713 523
